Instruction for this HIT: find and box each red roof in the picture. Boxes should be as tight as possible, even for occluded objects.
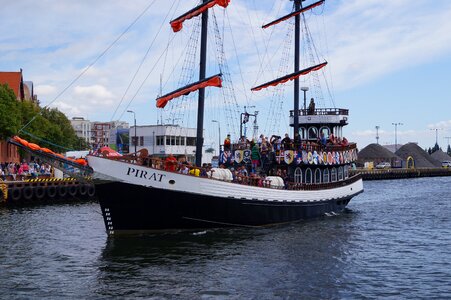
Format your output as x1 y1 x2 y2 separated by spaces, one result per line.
0 72 23 99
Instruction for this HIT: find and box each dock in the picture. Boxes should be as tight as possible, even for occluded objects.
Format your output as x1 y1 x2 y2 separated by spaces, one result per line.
350 168 451 180
0 178 96 206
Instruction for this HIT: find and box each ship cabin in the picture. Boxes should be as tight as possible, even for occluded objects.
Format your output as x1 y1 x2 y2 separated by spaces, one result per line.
289 107 349 143
285 107 356 187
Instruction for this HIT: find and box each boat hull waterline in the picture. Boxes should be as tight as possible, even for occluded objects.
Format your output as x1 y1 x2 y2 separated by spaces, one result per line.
88 156 364 234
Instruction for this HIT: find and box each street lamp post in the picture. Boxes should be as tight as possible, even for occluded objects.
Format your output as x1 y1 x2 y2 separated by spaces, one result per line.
430 128 443 149
392 122 403 152
212 120 221 154
301 87 309 111
375 125 380 144
127 110 137 154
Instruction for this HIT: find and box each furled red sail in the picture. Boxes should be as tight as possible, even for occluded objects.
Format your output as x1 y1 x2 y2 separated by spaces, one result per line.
251 62 327 92
262 0 325 29
156 74 223 108
170 0 231 32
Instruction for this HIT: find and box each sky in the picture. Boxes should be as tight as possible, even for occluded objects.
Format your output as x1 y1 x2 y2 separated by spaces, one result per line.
1 0 451 151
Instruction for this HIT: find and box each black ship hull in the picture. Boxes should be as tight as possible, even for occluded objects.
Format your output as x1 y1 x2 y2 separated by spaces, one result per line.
97 181 359 235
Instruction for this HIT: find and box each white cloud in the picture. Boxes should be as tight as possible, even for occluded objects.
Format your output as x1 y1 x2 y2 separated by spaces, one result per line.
73 85 115 105
35 85 56 96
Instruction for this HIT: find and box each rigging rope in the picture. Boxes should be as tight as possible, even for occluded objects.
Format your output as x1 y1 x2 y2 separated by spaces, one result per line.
18 0 158 135
110 0 179 122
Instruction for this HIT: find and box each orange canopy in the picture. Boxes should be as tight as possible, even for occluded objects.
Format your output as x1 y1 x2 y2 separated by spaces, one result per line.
156 74 222 108
170 0 230 32
251 62 327 92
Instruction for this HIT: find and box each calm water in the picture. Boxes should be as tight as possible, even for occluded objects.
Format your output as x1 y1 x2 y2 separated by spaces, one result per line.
1 177 450 299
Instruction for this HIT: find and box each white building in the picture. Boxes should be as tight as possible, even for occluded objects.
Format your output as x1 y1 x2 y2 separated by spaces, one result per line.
71 117 92 144
130 125 214 164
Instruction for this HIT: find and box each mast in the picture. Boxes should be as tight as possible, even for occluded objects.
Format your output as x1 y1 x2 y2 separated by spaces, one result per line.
293 0 302 138
196 0 209 167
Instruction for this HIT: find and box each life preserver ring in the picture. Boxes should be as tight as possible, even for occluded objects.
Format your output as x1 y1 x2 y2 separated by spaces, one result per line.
11 188 22 201
47 185 57 198
87 184 96 197
23 186 33 200
79 184 88 196
58 185 67 198
68 185 78 197
34 186 45 200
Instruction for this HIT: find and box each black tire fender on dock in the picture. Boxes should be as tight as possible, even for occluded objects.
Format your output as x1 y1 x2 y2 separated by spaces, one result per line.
11 188 22 201
47 185 57 198
23 186 33 200
58 185 67 198
68 185 78 197
87 184 95 197
79 184 88 196
34 186 45 200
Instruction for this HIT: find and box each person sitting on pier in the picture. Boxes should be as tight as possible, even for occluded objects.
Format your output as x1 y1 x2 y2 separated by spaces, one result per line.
308 98 316 115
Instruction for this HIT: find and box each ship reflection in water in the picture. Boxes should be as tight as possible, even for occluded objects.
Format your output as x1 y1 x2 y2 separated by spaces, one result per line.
0 177 450 298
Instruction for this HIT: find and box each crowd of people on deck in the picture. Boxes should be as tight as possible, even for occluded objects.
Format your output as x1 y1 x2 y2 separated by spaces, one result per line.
0 160 53 181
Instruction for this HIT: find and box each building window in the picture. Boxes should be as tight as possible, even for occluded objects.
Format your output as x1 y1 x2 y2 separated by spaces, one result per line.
131 136 137 146
331 168 337 182
314 169 321 184
166 136 171 146
140 136 144 146
323 169 329 183
320 126 330 138
186 137 196 146
338 166 344 181
171 136 176 146
294 167 302 184
300 127 307 140
305 168 312 184
156 136 164 146
308 127 318 140
176 136 181 146
181 137 185 146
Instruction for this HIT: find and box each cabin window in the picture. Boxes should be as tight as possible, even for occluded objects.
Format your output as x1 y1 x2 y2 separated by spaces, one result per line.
300 127 307 140
308 127 318 140
320 126 330 138
314 169 321 184
323 169 329 183
305 168 313 184
331 168 337 182
344 165 349 178
186 137 196 146
338 166 344 181
294 167 302 184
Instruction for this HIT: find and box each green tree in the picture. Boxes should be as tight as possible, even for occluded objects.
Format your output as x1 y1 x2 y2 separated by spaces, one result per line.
1 83 89 152
0 84 21 139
